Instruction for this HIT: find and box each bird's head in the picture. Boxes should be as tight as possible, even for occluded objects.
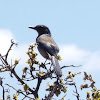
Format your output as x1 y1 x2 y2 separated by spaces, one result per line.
28 25 51 36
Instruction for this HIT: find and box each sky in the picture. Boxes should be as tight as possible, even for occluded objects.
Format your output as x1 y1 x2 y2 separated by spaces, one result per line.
0 0 100 99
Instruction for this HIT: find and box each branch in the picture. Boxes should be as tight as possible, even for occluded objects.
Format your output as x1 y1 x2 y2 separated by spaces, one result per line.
66 82 80 100
6 84 33 99
73 83 80 100
0 77 5 100
2 86 5 100
11 69 35 95
5 39 17 61
0 41 36 97
0 54 8 66
34 77 42 98
46 80 59 100
61 65 81 69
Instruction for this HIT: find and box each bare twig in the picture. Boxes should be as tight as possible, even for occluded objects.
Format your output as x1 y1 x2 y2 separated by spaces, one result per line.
60 94 67 100
0 77 5 100
5 39 16 61
11 69 35 94
2 86 5 100
73 83 80 100
6 84 33 99
66 82 80 100
61 65 81 69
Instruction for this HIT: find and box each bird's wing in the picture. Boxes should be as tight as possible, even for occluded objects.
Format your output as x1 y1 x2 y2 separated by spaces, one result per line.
36 34 59 56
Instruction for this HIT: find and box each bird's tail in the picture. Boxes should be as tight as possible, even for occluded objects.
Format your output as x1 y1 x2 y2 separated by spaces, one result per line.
51 56 62 77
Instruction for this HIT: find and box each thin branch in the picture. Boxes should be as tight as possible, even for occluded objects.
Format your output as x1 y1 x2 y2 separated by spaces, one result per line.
66 82 80 100
6 84 17 91
73 83 80 100
5 39 16 61
0 54 7 66
34 77 42 98
11 69 35 95
6 84 33 99
61 65 81 69
2 86 5 100
46 81 58 100
1 53 35 96
60 94 67 100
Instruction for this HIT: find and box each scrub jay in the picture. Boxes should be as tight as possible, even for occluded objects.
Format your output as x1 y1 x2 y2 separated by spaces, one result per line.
29 25 62 77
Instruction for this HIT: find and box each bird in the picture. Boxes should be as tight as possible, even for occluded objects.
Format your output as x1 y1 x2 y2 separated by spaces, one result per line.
28 25 62 77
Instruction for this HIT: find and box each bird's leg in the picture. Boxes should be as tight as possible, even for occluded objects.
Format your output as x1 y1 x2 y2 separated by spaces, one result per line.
50 63 53 71
44 59 52 73
39 59 47 72
44 59 47 65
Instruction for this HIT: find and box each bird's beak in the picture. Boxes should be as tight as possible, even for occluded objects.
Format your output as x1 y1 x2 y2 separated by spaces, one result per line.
28 26 36 30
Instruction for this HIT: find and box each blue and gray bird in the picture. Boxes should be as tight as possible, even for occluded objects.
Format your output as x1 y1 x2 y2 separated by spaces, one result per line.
29 25 62 77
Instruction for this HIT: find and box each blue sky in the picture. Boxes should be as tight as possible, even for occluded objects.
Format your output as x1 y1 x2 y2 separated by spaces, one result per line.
0 0 100 99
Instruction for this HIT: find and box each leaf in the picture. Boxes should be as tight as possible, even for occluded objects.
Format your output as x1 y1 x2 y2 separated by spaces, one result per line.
23 84 29 91
57 55 63 61
55 89 61 97
13 94 18 100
